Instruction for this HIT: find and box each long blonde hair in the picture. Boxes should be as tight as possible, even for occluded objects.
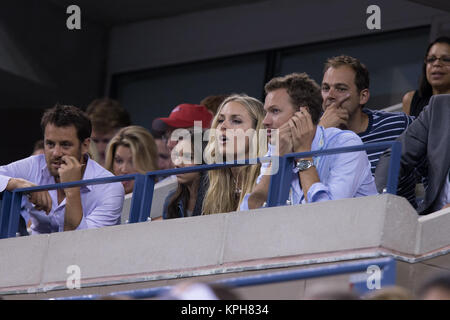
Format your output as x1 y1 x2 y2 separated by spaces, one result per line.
202 94 267 215
105 125 158 174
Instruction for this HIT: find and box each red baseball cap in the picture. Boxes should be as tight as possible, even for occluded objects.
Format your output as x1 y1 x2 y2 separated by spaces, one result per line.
152 103 213 132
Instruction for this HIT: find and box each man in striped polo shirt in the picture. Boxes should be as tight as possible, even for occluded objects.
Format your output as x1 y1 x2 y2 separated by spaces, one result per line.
319 55 419 208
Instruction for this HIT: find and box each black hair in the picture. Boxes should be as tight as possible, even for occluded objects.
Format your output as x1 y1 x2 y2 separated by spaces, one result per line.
41 104 91 142
166 132 208 219
418 36 450 97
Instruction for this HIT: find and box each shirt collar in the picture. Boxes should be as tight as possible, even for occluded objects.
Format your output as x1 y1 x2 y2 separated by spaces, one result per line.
311 125 324 151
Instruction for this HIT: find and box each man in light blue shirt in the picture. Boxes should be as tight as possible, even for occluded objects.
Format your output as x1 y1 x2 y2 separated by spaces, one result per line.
241 73 377 210
0 104 124 234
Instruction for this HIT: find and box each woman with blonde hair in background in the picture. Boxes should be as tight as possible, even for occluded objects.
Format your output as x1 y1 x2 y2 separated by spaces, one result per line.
105 125 158 194
202 94 267 215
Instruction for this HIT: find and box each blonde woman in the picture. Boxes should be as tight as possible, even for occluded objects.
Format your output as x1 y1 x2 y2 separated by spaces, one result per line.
105 125 158 194
202 94 267 215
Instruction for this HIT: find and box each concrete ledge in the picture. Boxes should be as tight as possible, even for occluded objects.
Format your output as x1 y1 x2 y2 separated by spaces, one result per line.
223 195 388 262
0 193 449 296
380 195 419 255
417 207 450 254
42 214 227 286
0 234 49 289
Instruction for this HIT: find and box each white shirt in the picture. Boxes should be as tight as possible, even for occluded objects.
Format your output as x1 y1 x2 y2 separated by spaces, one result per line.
0 155 124 234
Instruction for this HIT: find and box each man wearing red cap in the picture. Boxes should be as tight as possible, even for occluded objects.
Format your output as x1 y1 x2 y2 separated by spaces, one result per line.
152 103 213 151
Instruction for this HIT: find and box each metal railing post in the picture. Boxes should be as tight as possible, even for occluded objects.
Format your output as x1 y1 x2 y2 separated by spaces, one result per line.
0 191 13 239
386 141 402 195
128 174 145 224
7 191 23 238
267 156 293 207
139 175 156 222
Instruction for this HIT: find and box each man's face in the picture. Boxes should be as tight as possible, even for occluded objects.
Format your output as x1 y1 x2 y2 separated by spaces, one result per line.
155 138 173 170
263 88 297 136
91 129 119 165
44 124 89 179
321 65 368 117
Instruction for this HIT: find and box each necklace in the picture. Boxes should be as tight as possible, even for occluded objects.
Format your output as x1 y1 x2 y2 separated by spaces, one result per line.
232 176 242 195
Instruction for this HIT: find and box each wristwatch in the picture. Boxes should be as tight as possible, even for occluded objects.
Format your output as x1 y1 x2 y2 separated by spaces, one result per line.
295 159 315 172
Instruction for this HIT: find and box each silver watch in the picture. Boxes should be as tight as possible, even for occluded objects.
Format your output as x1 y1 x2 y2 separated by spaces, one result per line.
295 159 314 172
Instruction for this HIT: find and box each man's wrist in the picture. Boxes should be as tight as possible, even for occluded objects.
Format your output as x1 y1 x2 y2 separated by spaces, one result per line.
293 145 311 155
63 187 81 197
294 158 315 172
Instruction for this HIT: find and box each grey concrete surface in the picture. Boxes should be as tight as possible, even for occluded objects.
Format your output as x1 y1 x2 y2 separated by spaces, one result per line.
417 207 450 254
42 214 227 286
223 196 387 263
0 234 49 289
380 195 419 255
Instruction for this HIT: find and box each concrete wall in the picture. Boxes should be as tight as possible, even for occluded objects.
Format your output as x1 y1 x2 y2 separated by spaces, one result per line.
106 0 448 130
0 194 449 298
107 0 447 75
0 0 108 164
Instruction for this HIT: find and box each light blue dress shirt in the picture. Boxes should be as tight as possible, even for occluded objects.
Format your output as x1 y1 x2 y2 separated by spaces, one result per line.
240 126 378 210
0 155 124 234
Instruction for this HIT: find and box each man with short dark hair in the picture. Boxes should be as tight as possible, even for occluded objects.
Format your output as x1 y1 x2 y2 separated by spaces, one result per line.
86 97 131 166
319 55 417 206
0 104 124 234
200 94 229 115
241 72 377 210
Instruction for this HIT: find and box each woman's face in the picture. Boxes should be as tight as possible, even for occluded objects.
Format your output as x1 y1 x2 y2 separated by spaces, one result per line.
425 42 450 91
215 101 255 160
172 139 200 185
113 145 138 194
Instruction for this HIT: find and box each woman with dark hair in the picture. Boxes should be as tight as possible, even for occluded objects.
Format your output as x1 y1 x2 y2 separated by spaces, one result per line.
162 133 208 219
402 36 450 116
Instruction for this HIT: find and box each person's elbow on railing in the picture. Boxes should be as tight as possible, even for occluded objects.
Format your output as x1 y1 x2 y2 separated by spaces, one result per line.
4 177 52 214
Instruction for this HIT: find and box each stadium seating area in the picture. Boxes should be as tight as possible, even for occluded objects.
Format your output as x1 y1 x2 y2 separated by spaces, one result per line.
0 0 449 302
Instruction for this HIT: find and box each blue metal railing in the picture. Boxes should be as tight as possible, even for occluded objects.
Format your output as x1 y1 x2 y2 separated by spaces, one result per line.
52 257 396 300
0 141 401 239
